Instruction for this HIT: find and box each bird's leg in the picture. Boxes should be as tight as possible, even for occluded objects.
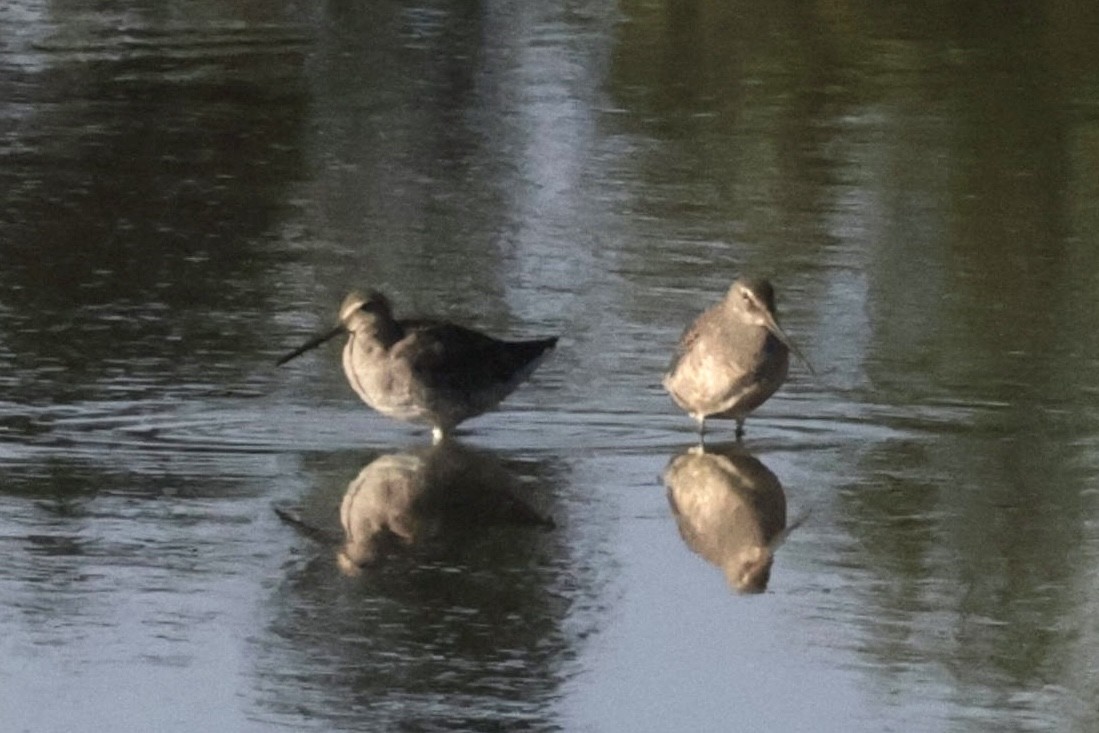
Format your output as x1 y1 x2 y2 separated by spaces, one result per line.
431 426 446 444
696 416 707 446
735 419 745 442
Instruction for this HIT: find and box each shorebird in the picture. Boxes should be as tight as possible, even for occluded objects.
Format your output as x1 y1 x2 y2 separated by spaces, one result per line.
663 277 811 439
277 291 557 442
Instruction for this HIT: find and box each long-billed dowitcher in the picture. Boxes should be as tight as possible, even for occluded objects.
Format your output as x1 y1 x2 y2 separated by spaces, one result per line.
277 291 557 442
663 278 811 439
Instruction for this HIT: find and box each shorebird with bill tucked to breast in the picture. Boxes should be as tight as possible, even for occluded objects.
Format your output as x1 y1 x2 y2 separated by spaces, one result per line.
663 277 812 440
277 291 558 442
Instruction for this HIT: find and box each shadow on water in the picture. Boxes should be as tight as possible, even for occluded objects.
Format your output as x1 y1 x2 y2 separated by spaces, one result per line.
258 440 586 731
663 441 789 594
275 440 556 572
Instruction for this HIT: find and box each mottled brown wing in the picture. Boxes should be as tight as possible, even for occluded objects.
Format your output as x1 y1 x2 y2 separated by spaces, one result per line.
666 304 719 376
395 321 555 395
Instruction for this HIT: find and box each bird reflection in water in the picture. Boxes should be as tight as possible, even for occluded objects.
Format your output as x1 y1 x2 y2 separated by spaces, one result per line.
663 442 791 593
335 440 554 575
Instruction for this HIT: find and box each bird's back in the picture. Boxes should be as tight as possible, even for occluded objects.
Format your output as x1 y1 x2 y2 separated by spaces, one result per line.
393 321 556 428
398 321 555 391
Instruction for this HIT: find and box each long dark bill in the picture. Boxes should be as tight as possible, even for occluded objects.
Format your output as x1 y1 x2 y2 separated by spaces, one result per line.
759 312 816 376
276 325 344 366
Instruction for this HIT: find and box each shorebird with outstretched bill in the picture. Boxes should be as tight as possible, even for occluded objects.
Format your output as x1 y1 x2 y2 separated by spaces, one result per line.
278 291 557 442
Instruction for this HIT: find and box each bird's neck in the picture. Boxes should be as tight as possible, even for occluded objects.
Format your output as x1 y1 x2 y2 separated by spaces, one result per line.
348 315 404 349
376 317 407 349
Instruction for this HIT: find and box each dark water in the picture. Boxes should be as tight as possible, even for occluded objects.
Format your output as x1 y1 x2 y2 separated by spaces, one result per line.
3 1 1099 731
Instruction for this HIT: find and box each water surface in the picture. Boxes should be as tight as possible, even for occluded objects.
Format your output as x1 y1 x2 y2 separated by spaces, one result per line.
3 1 1099 731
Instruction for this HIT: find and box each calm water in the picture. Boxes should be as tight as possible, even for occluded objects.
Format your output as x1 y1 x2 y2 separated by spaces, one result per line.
3 1 1099 731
